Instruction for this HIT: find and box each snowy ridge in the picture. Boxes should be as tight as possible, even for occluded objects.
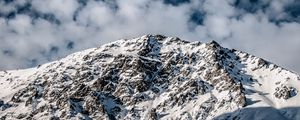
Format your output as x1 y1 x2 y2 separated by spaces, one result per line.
0 35 300 120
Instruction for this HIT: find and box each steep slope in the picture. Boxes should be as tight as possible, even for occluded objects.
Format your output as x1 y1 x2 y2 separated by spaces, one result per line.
0 35 300 120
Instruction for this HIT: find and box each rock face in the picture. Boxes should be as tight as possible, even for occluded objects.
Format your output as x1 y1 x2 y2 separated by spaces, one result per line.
0 35 300 120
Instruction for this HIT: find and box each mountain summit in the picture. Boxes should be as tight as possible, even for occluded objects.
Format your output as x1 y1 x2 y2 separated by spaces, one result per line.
0 35 300 120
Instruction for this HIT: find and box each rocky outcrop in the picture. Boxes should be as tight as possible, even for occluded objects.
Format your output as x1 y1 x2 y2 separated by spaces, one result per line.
274 85 297 99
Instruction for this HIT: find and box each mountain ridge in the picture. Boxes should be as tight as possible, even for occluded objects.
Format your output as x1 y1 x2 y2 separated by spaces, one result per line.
0 34 300 120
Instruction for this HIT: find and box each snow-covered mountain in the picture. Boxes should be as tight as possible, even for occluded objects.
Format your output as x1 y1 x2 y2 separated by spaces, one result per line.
0 35 300 120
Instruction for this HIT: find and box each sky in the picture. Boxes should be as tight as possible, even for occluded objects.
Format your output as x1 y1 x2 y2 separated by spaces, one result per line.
0 0 299 73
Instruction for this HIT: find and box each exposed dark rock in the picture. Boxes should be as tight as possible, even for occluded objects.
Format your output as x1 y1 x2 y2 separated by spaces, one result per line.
274 85 298 99
0 100 3 107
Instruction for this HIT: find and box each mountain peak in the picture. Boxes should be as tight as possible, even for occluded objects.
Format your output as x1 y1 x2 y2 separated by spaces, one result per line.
0 35 300 120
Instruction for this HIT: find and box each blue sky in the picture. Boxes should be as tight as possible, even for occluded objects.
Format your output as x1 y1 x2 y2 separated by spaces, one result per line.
0 0 300 73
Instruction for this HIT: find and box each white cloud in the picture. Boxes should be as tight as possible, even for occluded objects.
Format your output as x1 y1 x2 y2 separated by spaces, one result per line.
205 15 231 40
31 0 79 21
77 1 115 27
203 0 236 17
8 15 32 34
0 0 300 73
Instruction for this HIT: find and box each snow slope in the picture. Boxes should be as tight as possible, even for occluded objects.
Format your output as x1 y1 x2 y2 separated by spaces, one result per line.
0 35 300 120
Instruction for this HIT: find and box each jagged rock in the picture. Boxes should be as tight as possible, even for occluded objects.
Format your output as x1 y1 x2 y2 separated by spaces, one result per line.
196 95 217 120
16 113 27 119
50 116 60 120
0 100 3 107
274 85 298 99
150 108 158 120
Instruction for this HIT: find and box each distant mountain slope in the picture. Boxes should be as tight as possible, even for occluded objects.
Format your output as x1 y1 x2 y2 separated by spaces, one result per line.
0 35 299 120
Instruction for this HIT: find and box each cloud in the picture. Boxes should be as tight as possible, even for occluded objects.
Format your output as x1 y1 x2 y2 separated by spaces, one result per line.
31 0 79 21
205 15 231 40
227 14 300 71
0 0 299 73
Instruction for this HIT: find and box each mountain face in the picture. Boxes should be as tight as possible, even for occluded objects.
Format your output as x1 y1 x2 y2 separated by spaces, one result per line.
0 35 300 120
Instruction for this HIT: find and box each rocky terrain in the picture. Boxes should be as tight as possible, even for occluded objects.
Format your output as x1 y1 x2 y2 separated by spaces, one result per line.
0 35 300 120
